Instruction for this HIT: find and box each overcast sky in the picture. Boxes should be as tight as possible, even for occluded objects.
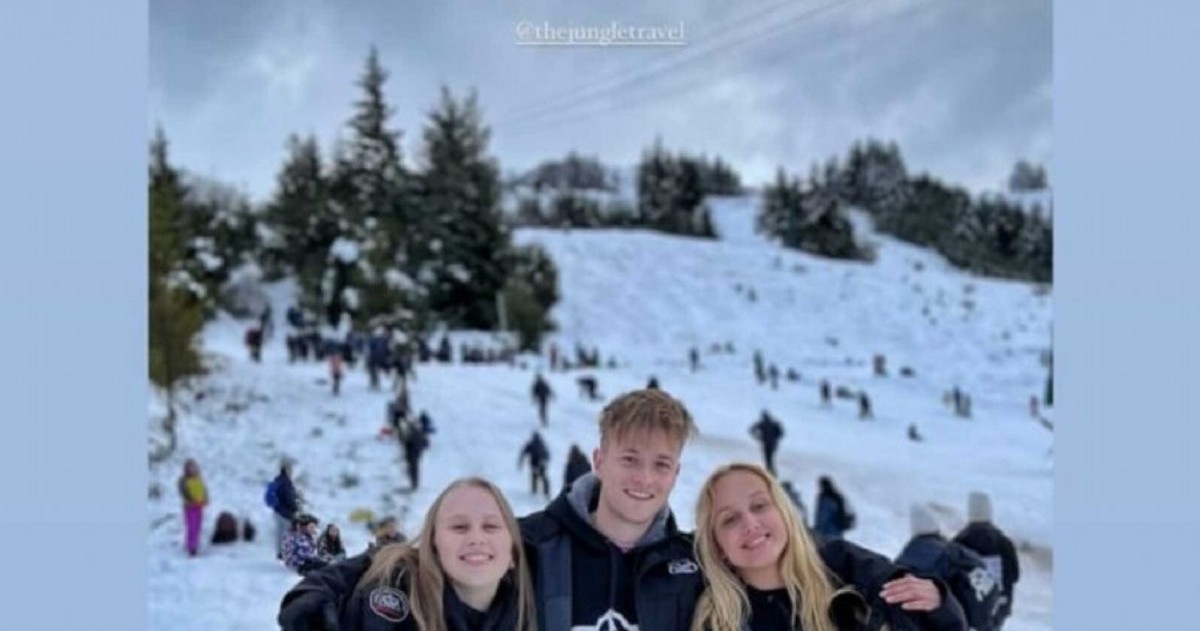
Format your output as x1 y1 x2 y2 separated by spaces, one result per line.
150 0 1051 203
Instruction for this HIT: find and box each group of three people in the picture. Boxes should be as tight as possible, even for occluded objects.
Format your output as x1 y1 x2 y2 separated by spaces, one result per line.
278 388 966 631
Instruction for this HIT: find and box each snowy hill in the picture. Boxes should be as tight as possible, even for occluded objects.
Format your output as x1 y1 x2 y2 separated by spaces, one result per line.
148 193 1053 630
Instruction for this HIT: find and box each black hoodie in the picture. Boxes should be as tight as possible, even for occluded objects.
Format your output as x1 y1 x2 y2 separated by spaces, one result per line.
952 522 1018 620
519 473 703 631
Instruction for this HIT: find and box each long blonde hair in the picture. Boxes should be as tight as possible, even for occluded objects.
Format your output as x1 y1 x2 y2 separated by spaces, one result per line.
356 478 537 631
691 463 847 631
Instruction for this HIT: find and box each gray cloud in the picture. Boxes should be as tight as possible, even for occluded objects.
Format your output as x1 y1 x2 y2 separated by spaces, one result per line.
150 0 1051 202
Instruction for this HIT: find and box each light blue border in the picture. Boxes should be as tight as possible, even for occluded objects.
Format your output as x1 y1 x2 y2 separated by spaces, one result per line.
0 0 147 626
1056 0 1200 628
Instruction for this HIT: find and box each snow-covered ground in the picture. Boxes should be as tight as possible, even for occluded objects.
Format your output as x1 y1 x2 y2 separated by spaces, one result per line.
148 195 1053 630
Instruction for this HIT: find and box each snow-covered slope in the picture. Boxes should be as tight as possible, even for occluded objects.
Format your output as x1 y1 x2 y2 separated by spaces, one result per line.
148 194 1053 630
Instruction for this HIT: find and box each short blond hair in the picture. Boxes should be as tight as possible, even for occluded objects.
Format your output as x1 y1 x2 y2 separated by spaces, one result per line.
599 389 697 448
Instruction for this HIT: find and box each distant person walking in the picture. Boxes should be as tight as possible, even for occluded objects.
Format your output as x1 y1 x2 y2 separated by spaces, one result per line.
518 430 551 499
749 409 785 475
531 373 553 427
329 350 344 396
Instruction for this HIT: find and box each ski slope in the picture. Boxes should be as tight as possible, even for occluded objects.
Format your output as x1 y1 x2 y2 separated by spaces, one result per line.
147 194 1053 630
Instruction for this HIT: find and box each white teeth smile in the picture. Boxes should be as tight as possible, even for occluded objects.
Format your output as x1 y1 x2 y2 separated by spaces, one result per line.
461 553 492 563
626 490 653 500
744 534 768 549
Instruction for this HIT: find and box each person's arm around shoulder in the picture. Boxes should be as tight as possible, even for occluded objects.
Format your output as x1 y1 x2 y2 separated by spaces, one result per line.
822 538 965 631
278 553 372 631
820 538 894 593
882 572 966 631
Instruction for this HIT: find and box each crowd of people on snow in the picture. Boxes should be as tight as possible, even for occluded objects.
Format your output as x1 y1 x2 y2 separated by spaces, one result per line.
172 304 1043 631
245 303 527 399
174 387 1024 631
253 389 1024 631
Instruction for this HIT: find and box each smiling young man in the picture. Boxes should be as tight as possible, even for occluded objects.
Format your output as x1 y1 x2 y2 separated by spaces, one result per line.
520 388 702 631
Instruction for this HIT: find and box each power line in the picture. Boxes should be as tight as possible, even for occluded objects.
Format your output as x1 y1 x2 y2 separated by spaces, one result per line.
498 0 956 138
495 0 859 128
499 0 865 135
498 0 805 124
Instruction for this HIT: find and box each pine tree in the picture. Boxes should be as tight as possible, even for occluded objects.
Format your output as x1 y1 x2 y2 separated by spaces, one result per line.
147 167 219 317
706 156 742 195
843 141 867 207
637 138 676 232
500 244 559 350
759 167 802 243
945 200 988 272
841 138 909 215
550 191 601 227
331 47 412 328
148 127 205 457
321 144 361 325
989 200 1026 261
759 165 861 260
822 156 844 202
266 133 338 313
795 173 861 260
675 156 705 235
185 173 260 301
1016 206 1053 283
885 175 971 249
416 86 509 329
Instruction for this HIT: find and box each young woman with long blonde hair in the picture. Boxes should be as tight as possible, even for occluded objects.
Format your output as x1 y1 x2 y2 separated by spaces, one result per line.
278 477 536 631
691 463 961 631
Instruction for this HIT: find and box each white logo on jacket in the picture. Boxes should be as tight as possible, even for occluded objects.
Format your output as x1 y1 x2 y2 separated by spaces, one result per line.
668 559 698 575
572 609 638 631
967 567 997 602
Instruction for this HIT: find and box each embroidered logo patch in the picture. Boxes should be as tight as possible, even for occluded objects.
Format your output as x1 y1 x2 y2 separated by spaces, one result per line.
668 559 699 575
369 586 410 622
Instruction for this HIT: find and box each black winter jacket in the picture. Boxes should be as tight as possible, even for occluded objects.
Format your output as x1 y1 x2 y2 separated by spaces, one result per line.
895 534 1002 631
519 473 704 631
750 416 784 448
278 551 521 631
520 436 550 469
